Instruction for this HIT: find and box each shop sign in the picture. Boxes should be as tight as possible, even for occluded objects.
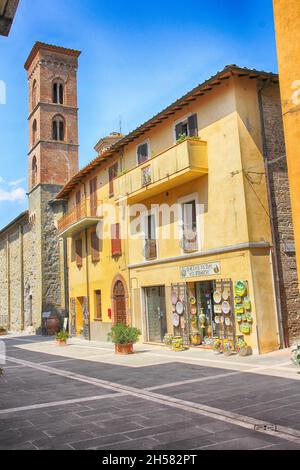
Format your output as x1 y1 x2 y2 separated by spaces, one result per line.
180 261 221 279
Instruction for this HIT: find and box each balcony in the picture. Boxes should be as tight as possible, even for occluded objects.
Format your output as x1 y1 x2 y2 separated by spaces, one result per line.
57 198 103 238
114 138 208 204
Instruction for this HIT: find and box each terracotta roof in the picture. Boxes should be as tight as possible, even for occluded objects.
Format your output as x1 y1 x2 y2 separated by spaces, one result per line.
56 64 278 200
24 41 81 71
0 211 29 236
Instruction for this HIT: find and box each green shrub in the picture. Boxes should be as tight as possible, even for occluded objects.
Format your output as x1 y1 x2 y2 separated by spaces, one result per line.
56 330 69 341
108 324 141 345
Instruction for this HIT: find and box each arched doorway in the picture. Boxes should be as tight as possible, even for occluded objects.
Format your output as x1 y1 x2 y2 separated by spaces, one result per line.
112 276 128 325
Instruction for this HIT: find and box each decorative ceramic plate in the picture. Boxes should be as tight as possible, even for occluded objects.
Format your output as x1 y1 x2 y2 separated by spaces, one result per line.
215 316 220 324
213 291 222 304
173 313 180 327
214 305 222 314
171 292 178 305
220 316 225 324
225 317 231 326
189 296 196 305
235 281 247 297
175 301 184 315
222 301 231 314
222 289 230 301
190 307 197 315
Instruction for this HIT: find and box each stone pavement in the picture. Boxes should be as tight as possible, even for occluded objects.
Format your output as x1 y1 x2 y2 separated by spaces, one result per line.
0 335 300 450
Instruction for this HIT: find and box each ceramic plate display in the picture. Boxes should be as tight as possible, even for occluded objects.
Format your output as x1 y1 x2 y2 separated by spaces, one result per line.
213 291 222 304
235 281 247 297
222 289 230 301
244 297 251 311
189 296 196 305
225 317 231 326
171 292 178 305
173 313 180 327
235 306 244 315
214 305 222 314
175 301 184 315
190 307 197 315
222 301 231 314
234 296 243 305
220 316 225 324
215 316 220 324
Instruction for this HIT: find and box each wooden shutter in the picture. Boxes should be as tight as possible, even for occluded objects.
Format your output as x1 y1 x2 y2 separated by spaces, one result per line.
95 290 102 321
75 238 83 267
89 177 97 216
188 114 198 137
175 122 184 140
109 163 118 197
91 230 100 262
111 223 122 256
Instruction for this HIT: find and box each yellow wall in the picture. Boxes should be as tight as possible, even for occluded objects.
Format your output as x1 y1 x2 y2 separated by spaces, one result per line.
64 75 280 352
273 0 300 280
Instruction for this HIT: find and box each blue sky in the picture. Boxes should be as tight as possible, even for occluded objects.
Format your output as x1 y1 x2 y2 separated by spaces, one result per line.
0 0 277 229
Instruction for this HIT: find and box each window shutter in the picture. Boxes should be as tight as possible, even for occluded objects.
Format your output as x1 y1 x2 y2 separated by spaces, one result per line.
75 239 83 267
89 177 97 216
109 163 118 197
111 223 122 256
175 122 184 140
91 231 100 262
137 143 149 164
188 114 198 137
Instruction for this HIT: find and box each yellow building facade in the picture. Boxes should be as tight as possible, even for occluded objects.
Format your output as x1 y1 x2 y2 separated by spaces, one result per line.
273 0 300 281
57 66 287 354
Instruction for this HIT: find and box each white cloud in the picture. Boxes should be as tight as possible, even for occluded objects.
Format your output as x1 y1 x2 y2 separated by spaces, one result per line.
8 178 26 187
0 177 5 184
0 187 27 202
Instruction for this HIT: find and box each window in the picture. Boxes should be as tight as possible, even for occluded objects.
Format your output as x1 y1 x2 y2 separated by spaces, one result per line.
53 81 64 104
75 190 81 218
75 238 83 267
181 200 198 252
137 142 149 165
91 230 100 262
32 119 37 145
144 213 157 260
52 115 65 141
111 223 122 256
32 80 37 109
175 114 198 141
32 156 37 187
94 290 102 321
89 177 97 216
108 163 118 197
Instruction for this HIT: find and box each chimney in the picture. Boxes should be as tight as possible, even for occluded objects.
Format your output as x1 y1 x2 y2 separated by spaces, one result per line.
94 132 123 156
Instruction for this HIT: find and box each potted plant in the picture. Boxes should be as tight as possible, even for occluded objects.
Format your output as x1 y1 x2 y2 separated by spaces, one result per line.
55 330 69 346
0 327 7 336
108 323 141 355
163 333 174 349
236 338 252 357
291 343 300 372
222 339 234 357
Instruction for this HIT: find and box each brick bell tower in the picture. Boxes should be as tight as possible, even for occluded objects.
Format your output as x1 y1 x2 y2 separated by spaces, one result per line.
24 42 81 329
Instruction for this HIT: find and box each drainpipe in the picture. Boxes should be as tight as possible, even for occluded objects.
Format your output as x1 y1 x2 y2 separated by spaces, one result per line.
257 82 286 349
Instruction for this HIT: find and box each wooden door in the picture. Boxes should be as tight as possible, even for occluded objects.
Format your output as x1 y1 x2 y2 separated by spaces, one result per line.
113 280 127 325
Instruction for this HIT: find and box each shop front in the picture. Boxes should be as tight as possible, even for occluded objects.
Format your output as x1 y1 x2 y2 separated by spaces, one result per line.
131 249 280 354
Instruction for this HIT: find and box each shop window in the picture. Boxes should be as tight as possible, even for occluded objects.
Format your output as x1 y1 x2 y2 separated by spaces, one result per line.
175 113 198 141
108 163 118 197
52 115 65 141
94 290 102 321
111 223 122 257
137 142 149 165
75 238 83 267
182 200 198 252
91 230 100 262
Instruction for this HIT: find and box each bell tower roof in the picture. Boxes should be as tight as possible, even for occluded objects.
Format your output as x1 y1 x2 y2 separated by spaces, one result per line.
24 41 81 71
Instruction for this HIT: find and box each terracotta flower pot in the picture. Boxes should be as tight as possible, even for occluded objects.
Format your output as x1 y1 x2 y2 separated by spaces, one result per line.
115 343 133 355
56 339 67 347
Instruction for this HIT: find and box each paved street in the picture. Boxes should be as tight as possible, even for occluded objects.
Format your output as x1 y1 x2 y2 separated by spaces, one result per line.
1 336 300 450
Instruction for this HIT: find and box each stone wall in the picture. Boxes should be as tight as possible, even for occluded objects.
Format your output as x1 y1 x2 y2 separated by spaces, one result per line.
0 237 8 327
260 80 300 345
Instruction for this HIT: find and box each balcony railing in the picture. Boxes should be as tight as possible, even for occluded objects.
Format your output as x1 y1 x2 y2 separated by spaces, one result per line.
57 198 103 238
114 138 208 203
